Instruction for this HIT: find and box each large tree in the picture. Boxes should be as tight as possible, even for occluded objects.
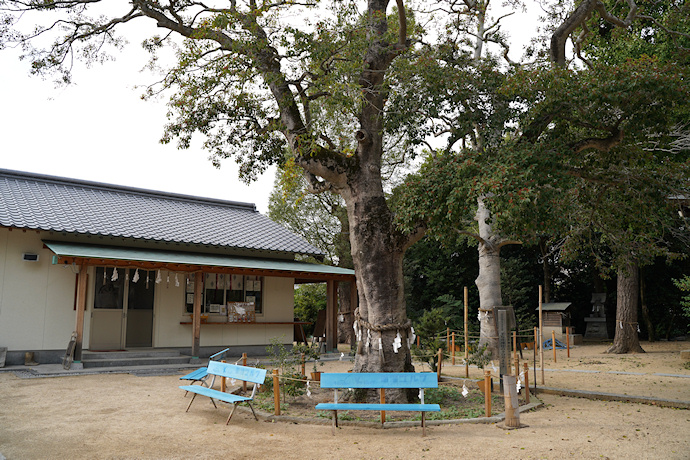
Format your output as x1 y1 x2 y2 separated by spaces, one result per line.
1 1 430 397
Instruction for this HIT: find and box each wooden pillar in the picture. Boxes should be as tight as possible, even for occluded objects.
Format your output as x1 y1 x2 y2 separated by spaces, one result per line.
503 374 520 428
192 271 203 358
464 286 469 378
326 279 338 352
350 280 357 351
73 263 88 361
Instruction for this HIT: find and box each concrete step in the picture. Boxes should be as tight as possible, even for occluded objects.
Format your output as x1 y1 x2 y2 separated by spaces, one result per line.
81 350 193 368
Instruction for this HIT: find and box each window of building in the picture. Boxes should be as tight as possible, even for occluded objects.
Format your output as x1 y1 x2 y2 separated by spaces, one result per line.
184 273 263 315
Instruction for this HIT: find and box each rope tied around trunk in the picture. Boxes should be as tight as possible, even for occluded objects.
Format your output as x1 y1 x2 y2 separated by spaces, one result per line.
353 308 415 361
353 307 412 333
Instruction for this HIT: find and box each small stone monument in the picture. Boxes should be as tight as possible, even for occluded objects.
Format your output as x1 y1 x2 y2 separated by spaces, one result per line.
584 293 608 339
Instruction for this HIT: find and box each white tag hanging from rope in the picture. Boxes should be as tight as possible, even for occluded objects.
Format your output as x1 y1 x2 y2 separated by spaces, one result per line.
132 268 140 283
339 352 344 361
146 271 150 289
166 273 170 288
365 330 371 350
462 383 469 398
418 388 423 400
306 380 312 398
174 273 180 287
111 267 118 282
155 270 162 284
619 321 623 329
408 327 416 347
393 332 402 354
637 324 641 333
378 337 384 360
516 379 522 393
103 268 107 283
491 361 498 373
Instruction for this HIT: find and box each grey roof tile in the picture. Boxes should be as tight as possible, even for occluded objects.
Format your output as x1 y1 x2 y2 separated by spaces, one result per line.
0 169 323 256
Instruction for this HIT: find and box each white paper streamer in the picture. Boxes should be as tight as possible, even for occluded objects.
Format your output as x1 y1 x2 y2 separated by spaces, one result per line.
393 332 402 354
408 327 416 347
166 273 170 288
103 268 107 283
418 389 423 400
339 352 344 361
365 330 371 349
516 379 522 393
155 270 162 284
146 271 150 289
637 324 641 333
174 273 180 287
306 381 311 398
132 269 140 283
111 267 118 282
619 321 623 329
490 361 498 373
462 384 469 398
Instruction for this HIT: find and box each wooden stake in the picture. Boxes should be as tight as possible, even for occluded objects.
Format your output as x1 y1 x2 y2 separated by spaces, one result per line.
446 327 450 351
437 348 443 382
221 360 226 393
566 326 571 358
539 285 544 385
464 286 469 379
503 374 520 428
272 369 280 416
523 362 530 404
451 332 456 365
417 335 420 347
484 370 492 417
242 352 248 392
380 388 386 424
552 330 557 363
512 330 517 371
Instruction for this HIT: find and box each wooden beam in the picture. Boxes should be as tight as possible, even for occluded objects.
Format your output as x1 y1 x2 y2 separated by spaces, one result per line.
73 263 88 361
52 256 355 282
326 280 338 351
192 271 203 358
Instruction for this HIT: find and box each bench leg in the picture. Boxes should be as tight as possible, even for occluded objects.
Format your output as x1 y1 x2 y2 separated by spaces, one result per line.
331 410 338 436
247 402 259 421
226 402 240 425
209 398 218 409
185 393 197 412
421 412 426 437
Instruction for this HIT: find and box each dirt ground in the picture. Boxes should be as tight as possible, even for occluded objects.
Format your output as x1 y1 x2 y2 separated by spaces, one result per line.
0 340 688 460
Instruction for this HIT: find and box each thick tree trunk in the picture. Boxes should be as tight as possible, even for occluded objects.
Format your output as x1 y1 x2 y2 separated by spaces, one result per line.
337 283 353 344
475 197 502 359
606 259 645 354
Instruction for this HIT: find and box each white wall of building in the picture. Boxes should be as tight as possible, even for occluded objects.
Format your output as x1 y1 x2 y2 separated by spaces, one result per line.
0 228 296 353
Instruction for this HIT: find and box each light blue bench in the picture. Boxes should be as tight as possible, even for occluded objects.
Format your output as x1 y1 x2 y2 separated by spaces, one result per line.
315 372 440 436
179 348 230 394
179 360 267 425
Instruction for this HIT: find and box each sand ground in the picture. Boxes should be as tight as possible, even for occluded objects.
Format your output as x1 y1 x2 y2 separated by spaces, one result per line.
0 340 688 460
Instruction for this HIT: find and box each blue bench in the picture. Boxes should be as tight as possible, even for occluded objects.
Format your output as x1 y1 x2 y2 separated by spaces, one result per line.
179 360 267 425
315 372 440 436
179 348 230 394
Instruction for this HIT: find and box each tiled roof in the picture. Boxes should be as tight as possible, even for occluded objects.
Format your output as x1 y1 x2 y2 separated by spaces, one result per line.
0 169 323 256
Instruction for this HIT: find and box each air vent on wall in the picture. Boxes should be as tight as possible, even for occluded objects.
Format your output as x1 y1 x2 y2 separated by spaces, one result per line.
22 253 39 262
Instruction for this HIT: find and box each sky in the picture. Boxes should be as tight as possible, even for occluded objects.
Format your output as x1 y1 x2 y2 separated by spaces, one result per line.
0 4 540 217
0 22 277 214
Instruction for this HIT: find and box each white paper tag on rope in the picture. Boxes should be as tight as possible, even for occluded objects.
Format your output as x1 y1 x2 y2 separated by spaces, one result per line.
393 332 402 353
462 384 469 398
111 267 118 282
306 381 311 398
132 268 140 283
408 327 416 347
155 270 162 284
620 321 623 329
175 273 180 287
516 380 522 393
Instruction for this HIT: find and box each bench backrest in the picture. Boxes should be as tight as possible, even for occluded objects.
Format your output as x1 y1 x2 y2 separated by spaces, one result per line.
320 372 438 389
206 360 267 384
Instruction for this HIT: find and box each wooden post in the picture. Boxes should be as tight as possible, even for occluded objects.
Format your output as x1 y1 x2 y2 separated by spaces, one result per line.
464 286 469 378
451 332 456 365
523 362 530 404
512 330 517 363
437 348 443 381
539 285 544 385
514 356 520 379
192 271 204 358
552 330 557 363
417 335 420 347
221 360 226 392
484 370 492 417
566 326 571 358
73 263 88 362
242 353 248 392
326 280 338 352
446 327 450 351
272 369 280 416
503 374 520 428
380 388 386 424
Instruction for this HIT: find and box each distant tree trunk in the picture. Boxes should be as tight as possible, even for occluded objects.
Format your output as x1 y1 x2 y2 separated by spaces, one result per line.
539 238 552 303
639 271 655 342
475 197 503 359
606 259 645 354
337 282 353 344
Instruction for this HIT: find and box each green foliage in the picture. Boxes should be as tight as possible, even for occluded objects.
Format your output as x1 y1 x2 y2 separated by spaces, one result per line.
466 343 493 370
411 307 448 372
293 283 327 338
673 275 690 322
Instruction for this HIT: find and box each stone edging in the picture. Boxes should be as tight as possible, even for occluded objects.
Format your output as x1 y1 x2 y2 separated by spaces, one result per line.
535 387 690 409
233 398 544 429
